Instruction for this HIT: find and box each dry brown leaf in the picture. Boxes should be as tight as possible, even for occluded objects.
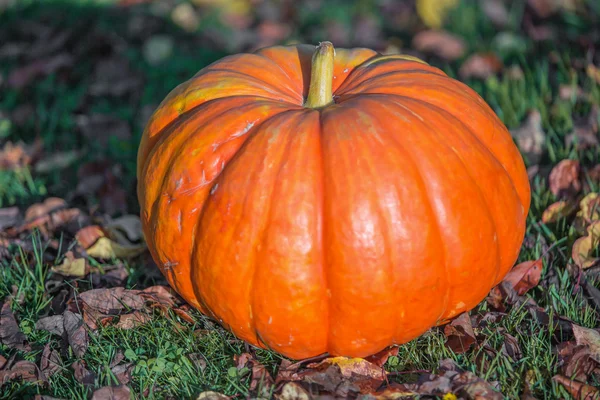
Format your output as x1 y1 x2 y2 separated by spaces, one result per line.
557 342 597 382
24 197 66 222
235 353 274 395
510 110 546 164
40 343 62 378
443 312 476 354
305 356 386 394
502 259 543 295
364 346 399 367
7 53 73 89
0 360 43 386
111 362 133 385
572 221 600 269
459 53 502 79
79 287 144 314
277 382 311 400
91 385 131 400
0 207 21 230
566 105 599 150
0 301 30 351
542 200 578 223
549 159 581 198
196 392 230 400
63 311 88 358
500 332 522 362
115 311 151 330
572 324 600 363
106 215 144 243
35 315 65 336
553 375 600 399
412 30 466 60
76 225 107 249
0 141 39 170
72 360 96 385
482 0 509 27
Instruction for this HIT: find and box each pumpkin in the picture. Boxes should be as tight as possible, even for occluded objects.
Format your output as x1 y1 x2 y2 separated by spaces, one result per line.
137 42 530 359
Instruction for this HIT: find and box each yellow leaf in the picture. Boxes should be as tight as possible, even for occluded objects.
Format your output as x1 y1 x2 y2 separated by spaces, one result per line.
443 394 458 400
86 237 146 259
416 0 459 29
572 221 600 269
51 255 86 277
541 200 577 224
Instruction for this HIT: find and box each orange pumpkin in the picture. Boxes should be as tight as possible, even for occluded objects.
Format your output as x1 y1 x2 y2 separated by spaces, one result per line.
137 42 530 359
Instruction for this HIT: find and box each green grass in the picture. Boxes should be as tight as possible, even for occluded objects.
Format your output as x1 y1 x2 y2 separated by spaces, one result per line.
1 0 600 399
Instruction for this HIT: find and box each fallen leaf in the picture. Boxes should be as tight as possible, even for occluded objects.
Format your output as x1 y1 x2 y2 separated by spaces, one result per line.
575 193 600 228
35 315 65 336
111 362 133 384
63 311 88 358
364 346 399 367
412 30 466 60
566 105 599 150
0 301 30 351
80 288 144 314
196 392 230 400
34 149 83 174
305 356 385 394
0 360 43 385
572 324 600 363
502 259 543 295
443 312 476 354
0 140 41 170
91 385 131 400
51 251 88 277
500 332 522 362
171 2 199 32
542 200 578 223
482 0 509 27
557 342 597 382
587 64 600 85
115 311 151 329
549 159 581 198
72 360 96 385
76 225 107 249
510 110 546 164
0 207 21 230
75 114 132 146
572 221 600 269
552 375 600 399
105 215 144 243
40 343 62 378
277 382 311 400
235 353 274 395
85 236 146 259
7 53 73 89
459 53 503 80
189 353 207 371
416 0 459 29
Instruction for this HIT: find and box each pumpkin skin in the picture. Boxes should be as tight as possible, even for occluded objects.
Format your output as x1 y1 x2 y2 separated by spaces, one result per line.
137 43 530 360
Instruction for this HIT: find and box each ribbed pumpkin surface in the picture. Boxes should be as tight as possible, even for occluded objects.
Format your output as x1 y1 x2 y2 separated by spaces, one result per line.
137 44 530 359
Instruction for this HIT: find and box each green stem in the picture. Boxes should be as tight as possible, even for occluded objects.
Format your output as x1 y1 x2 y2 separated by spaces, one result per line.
304 41 335 109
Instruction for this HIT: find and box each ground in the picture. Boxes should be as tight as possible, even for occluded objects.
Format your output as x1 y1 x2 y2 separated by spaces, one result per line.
0 0 600 399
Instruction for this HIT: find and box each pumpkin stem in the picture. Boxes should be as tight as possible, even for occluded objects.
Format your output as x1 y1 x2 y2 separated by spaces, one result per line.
305 41 335 109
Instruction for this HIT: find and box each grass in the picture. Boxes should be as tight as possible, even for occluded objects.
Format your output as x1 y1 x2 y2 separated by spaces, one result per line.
1 0 600 399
